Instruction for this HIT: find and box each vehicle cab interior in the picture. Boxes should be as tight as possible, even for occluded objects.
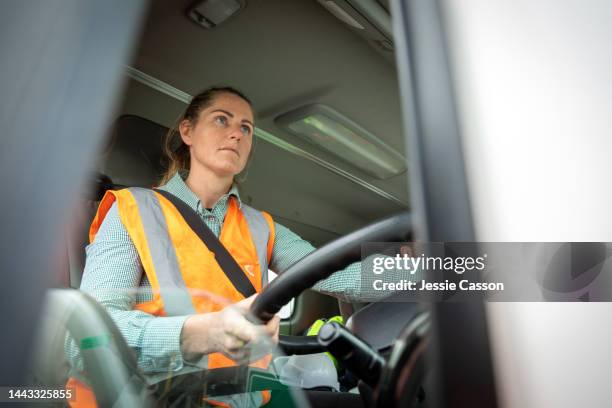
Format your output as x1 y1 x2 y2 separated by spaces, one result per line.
34 1 429 407
11 0 612 407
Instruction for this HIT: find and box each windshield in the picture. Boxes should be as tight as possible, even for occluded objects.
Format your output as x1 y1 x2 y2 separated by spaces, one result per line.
31 288 313 407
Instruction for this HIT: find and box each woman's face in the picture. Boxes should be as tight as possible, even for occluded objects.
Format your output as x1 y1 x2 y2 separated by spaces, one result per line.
180 92 254 178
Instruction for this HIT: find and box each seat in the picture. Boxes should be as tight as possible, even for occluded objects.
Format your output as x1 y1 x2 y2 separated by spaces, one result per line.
63 173 116 289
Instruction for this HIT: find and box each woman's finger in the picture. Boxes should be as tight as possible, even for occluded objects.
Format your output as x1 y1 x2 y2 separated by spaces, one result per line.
225 310 258 343
224 334 248 352
236 293 258 309
260 315 280 343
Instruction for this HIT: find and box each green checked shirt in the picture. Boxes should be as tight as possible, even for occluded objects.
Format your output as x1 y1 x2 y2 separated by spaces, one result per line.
66 173 366 376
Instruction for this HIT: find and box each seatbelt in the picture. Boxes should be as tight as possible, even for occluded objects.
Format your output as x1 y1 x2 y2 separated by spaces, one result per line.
154 189 257 298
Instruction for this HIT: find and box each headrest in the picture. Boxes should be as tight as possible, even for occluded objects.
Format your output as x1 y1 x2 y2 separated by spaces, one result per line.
98 115 167 188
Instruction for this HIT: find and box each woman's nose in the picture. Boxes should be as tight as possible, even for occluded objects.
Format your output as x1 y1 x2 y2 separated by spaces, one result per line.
228 125 243 140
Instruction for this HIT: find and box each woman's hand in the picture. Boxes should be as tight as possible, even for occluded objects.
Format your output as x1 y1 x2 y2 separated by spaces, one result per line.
238 295 280 345
180 294 280 362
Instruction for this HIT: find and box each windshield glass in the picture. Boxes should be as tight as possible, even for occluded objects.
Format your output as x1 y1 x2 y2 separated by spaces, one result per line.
31 288 312 407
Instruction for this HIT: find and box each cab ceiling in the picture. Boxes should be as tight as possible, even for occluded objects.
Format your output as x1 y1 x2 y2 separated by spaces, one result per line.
113 0 408 245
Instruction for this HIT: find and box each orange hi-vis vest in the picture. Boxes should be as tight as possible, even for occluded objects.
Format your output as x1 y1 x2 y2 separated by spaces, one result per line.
68 187 276 407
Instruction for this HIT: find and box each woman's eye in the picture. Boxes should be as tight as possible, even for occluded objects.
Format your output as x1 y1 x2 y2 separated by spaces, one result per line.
214 116 228 125
240 125 252 136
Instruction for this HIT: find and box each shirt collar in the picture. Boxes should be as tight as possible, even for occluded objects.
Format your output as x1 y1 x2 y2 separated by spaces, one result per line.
158 172 242 212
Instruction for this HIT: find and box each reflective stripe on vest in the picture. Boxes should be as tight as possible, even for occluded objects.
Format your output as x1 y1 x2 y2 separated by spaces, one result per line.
241 203 270 288
130 188 196 316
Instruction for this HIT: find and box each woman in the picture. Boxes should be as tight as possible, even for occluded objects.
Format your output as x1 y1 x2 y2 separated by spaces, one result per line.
67 87 366 406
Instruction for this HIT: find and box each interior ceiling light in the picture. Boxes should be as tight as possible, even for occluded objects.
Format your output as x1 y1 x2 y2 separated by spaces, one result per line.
275 104 406 180
187 0 246 29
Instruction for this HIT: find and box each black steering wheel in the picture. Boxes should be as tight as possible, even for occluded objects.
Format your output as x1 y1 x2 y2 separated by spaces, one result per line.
251 212 412 322
247 211 435 408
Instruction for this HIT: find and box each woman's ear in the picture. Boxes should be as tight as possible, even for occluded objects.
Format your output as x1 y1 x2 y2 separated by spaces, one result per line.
179 119 192 146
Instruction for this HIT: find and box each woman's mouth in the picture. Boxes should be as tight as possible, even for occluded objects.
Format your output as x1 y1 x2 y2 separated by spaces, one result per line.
219 147 239 156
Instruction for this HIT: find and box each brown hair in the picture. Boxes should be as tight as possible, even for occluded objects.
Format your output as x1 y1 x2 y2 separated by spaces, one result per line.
159 86 253 185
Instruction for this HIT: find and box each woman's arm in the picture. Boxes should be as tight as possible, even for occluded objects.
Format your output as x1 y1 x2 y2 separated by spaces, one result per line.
269 222 422 303
269 222 363 302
